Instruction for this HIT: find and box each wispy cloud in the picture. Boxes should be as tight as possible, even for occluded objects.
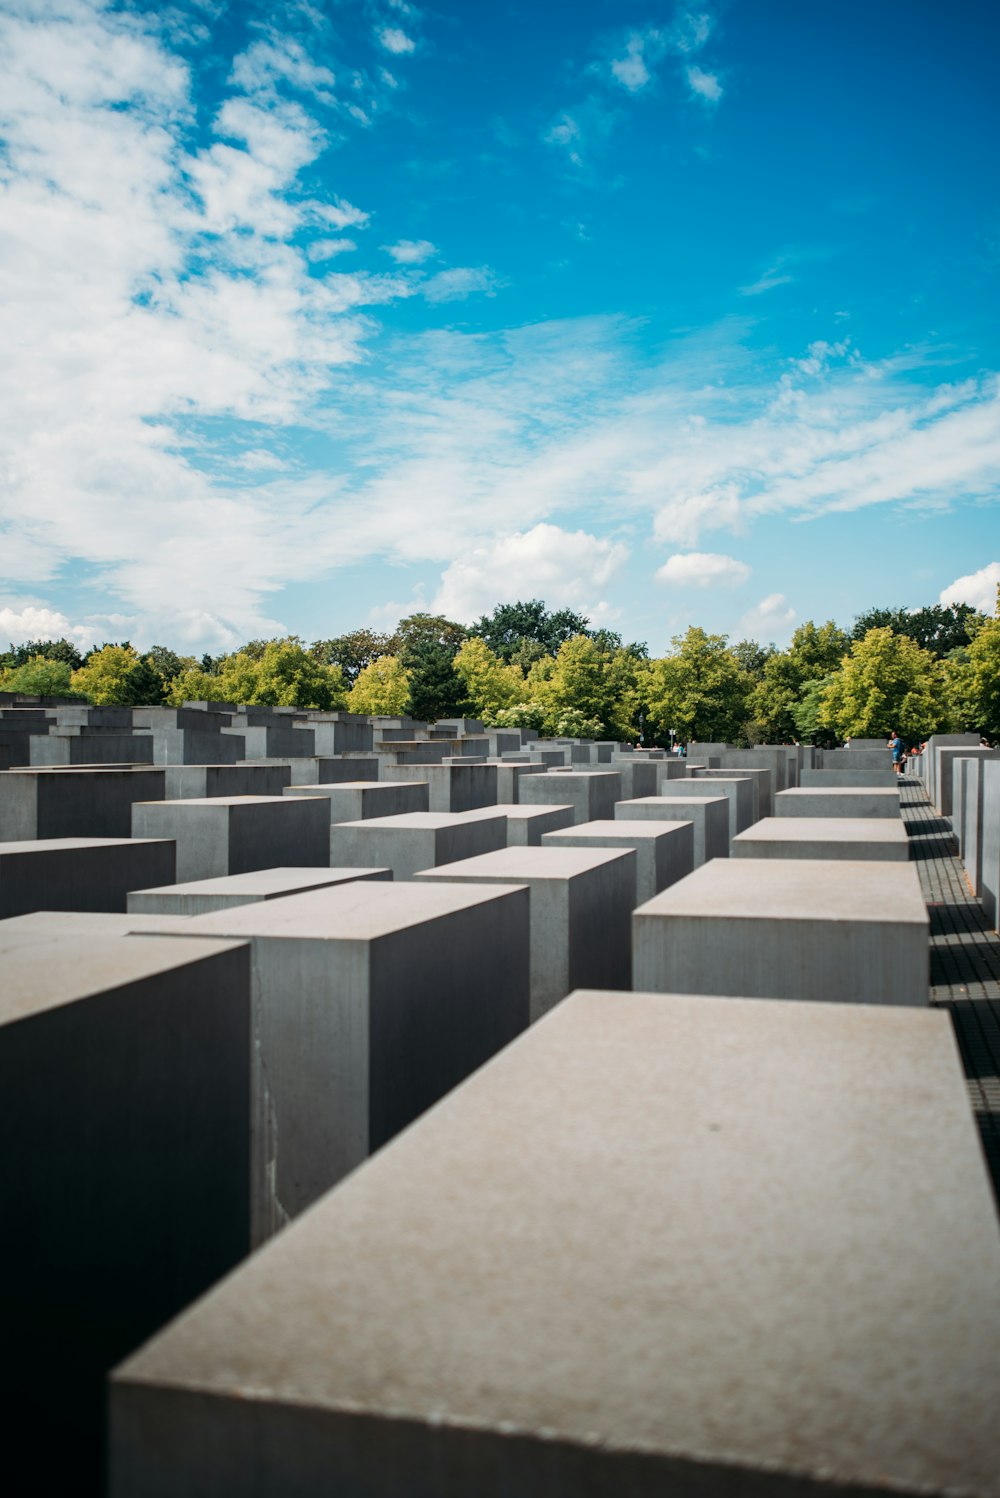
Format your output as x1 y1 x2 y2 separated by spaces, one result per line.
385 238 437 265
740 593 797 642
377 27 415 56
686 64 723 103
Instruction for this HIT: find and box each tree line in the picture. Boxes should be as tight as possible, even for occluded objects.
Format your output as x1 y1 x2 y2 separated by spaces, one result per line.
1 597 997 746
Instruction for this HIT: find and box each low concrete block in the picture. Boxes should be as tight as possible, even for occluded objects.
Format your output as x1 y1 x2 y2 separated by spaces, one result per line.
607 759 660 800
0 767 166 840
110 989 1000 1498
329 810 508 880
3 935 250 1495
503 804 576 846
775 787 901 819
542 819 694 903
634 858 928 1005
732 817 910 861
615 796 727 866
0 837 176 917
128 866 391 916
643 775 754 839
383 762 498 812
799 766 897 788
283 780 429 822
176 880 530 1242
519 769 621 825
163 765 292 799
131 796 330 883
491 762 547 803
693 764 770 819
240 757 381 785
416 845 635 1020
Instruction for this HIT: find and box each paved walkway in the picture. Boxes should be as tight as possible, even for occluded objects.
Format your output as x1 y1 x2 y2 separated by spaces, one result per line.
901 778 1000 1200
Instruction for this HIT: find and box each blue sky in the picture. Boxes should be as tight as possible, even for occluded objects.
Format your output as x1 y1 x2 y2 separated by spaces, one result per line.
1 0 998 656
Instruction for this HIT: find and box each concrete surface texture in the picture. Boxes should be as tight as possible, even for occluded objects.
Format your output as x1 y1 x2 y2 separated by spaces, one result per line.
633 857 929 1006
501 804 576 846
935 746 997 817
732 817 911 862
542 819 694 903
693 764 770 819
641 774 755 838
131 795 330 882
283 779 429 822
330 809 508 880
177 878 531 1241
799 766 898 788
416 845 635 1020
162 764 292 799
774 787 901 819
0 836 176 917
3 935 251 1498
0 910 200 947
110 989 1000 1498
981 758 1000 931
127 866 391 916
518 769 622 825
383 762 499 812
0 767 166 840
614 795 728 865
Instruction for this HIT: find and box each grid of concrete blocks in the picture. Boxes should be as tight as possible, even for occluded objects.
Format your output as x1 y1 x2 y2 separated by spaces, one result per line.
2 697 997 1497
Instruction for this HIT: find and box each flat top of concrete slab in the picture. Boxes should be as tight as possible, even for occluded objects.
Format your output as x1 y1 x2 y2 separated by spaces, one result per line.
417 845 635 881
179 878 526 942
0 934 247 1024
502 804 575 819
117 989 1000 1495
637 857 928 925
546 819 688 841
130 868 393 899
287 781 423 793
735 818 909 844
332 810 506 832
0 836 171 854
135 795 302 809
777 787 900 800
620 795 727 809
0 766 162 777
0 911 196 947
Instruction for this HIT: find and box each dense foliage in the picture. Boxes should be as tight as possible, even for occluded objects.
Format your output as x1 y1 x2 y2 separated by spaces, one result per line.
3 595 997 745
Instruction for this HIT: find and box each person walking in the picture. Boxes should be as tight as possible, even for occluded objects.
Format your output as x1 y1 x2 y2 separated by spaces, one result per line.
888 731 904 775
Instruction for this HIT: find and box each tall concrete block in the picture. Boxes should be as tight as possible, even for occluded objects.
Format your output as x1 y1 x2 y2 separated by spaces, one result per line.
924 733 980 805
177 880 530 1242
128 866 391 916
0 767 166 840
607 758 660 799
0 837 176 917
240 756 381 785
615 795 727 866
3 935 250 1496
416 846 635 1020
490 762 547 803
330 810 508 880
799 766 897 788
980 758 1000 931
284 780 429 823
937 746 997 817
30 731 155 766
131 796 330 883
642 774 754 839
503 804 576 846
693 764 770 818
775 787 901 819
110 990 1000 1498
963 755 988 894
163 764 292 799
732 817 911 862
543 819 694 904
383 762 498 812
634 858 929 1005
519 769 621 825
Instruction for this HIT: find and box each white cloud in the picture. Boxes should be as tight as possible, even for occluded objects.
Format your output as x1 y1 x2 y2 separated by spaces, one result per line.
739 594 797 642
686 65 722 102
307 238 358 262
433 525 628 624
610 34 653 92
0 605 96 651
422 266 498 302
386 238 437 265
314 197 370 230
377 27 415 55
939 562 1000 616
656 552 750 588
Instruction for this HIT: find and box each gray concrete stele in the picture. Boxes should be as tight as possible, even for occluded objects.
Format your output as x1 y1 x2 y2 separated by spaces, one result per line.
732 817 910 862
131 795 330 883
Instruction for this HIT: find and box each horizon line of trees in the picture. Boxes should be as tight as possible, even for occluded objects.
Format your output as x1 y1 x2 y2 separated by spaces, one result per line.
1 596 998 746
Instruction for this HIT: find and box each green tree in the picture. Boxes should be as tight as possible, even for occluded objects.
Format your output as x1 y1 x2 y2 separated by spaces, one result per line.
166 638 346 709
71 644 162 705
311 630 397 685
346 655 412 716
851 602 983 656
957 607 1000 739
750 620 849 742
472 599 592 662
0 637 85 672
453 638 524 722
818 628 947 743
0 655 87 698
647 628 751 744
394 613 468 722
164 669 228 706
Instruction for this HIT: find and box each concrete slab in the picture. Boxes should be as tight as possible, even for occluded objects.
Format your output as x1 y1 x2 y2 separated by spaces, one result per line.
283 780 429 822
634 858 928 1005
175 879 530 1242
4 935 250 1495
416 845 634 1020
128 866 391 916
732 817 911 862
383 762 498 812
110 990 1000 1498
502 804 576 846
519 769 622 825
0 910 197 948
131 796 330 883
239 757 381 785
799 766 897 788
614 796 727 866
0 767 166 840
642 775 754 838
0 837 176 917
775 787 901 819
542 819 694 904
162 764 292 799
329 810 508 880
981 758 1000 931
693 764 771 818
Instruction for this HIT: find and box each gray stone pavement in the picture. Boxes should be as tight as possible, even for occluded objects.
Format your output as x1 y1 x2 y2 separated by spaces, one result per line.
902 779 1000 1201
